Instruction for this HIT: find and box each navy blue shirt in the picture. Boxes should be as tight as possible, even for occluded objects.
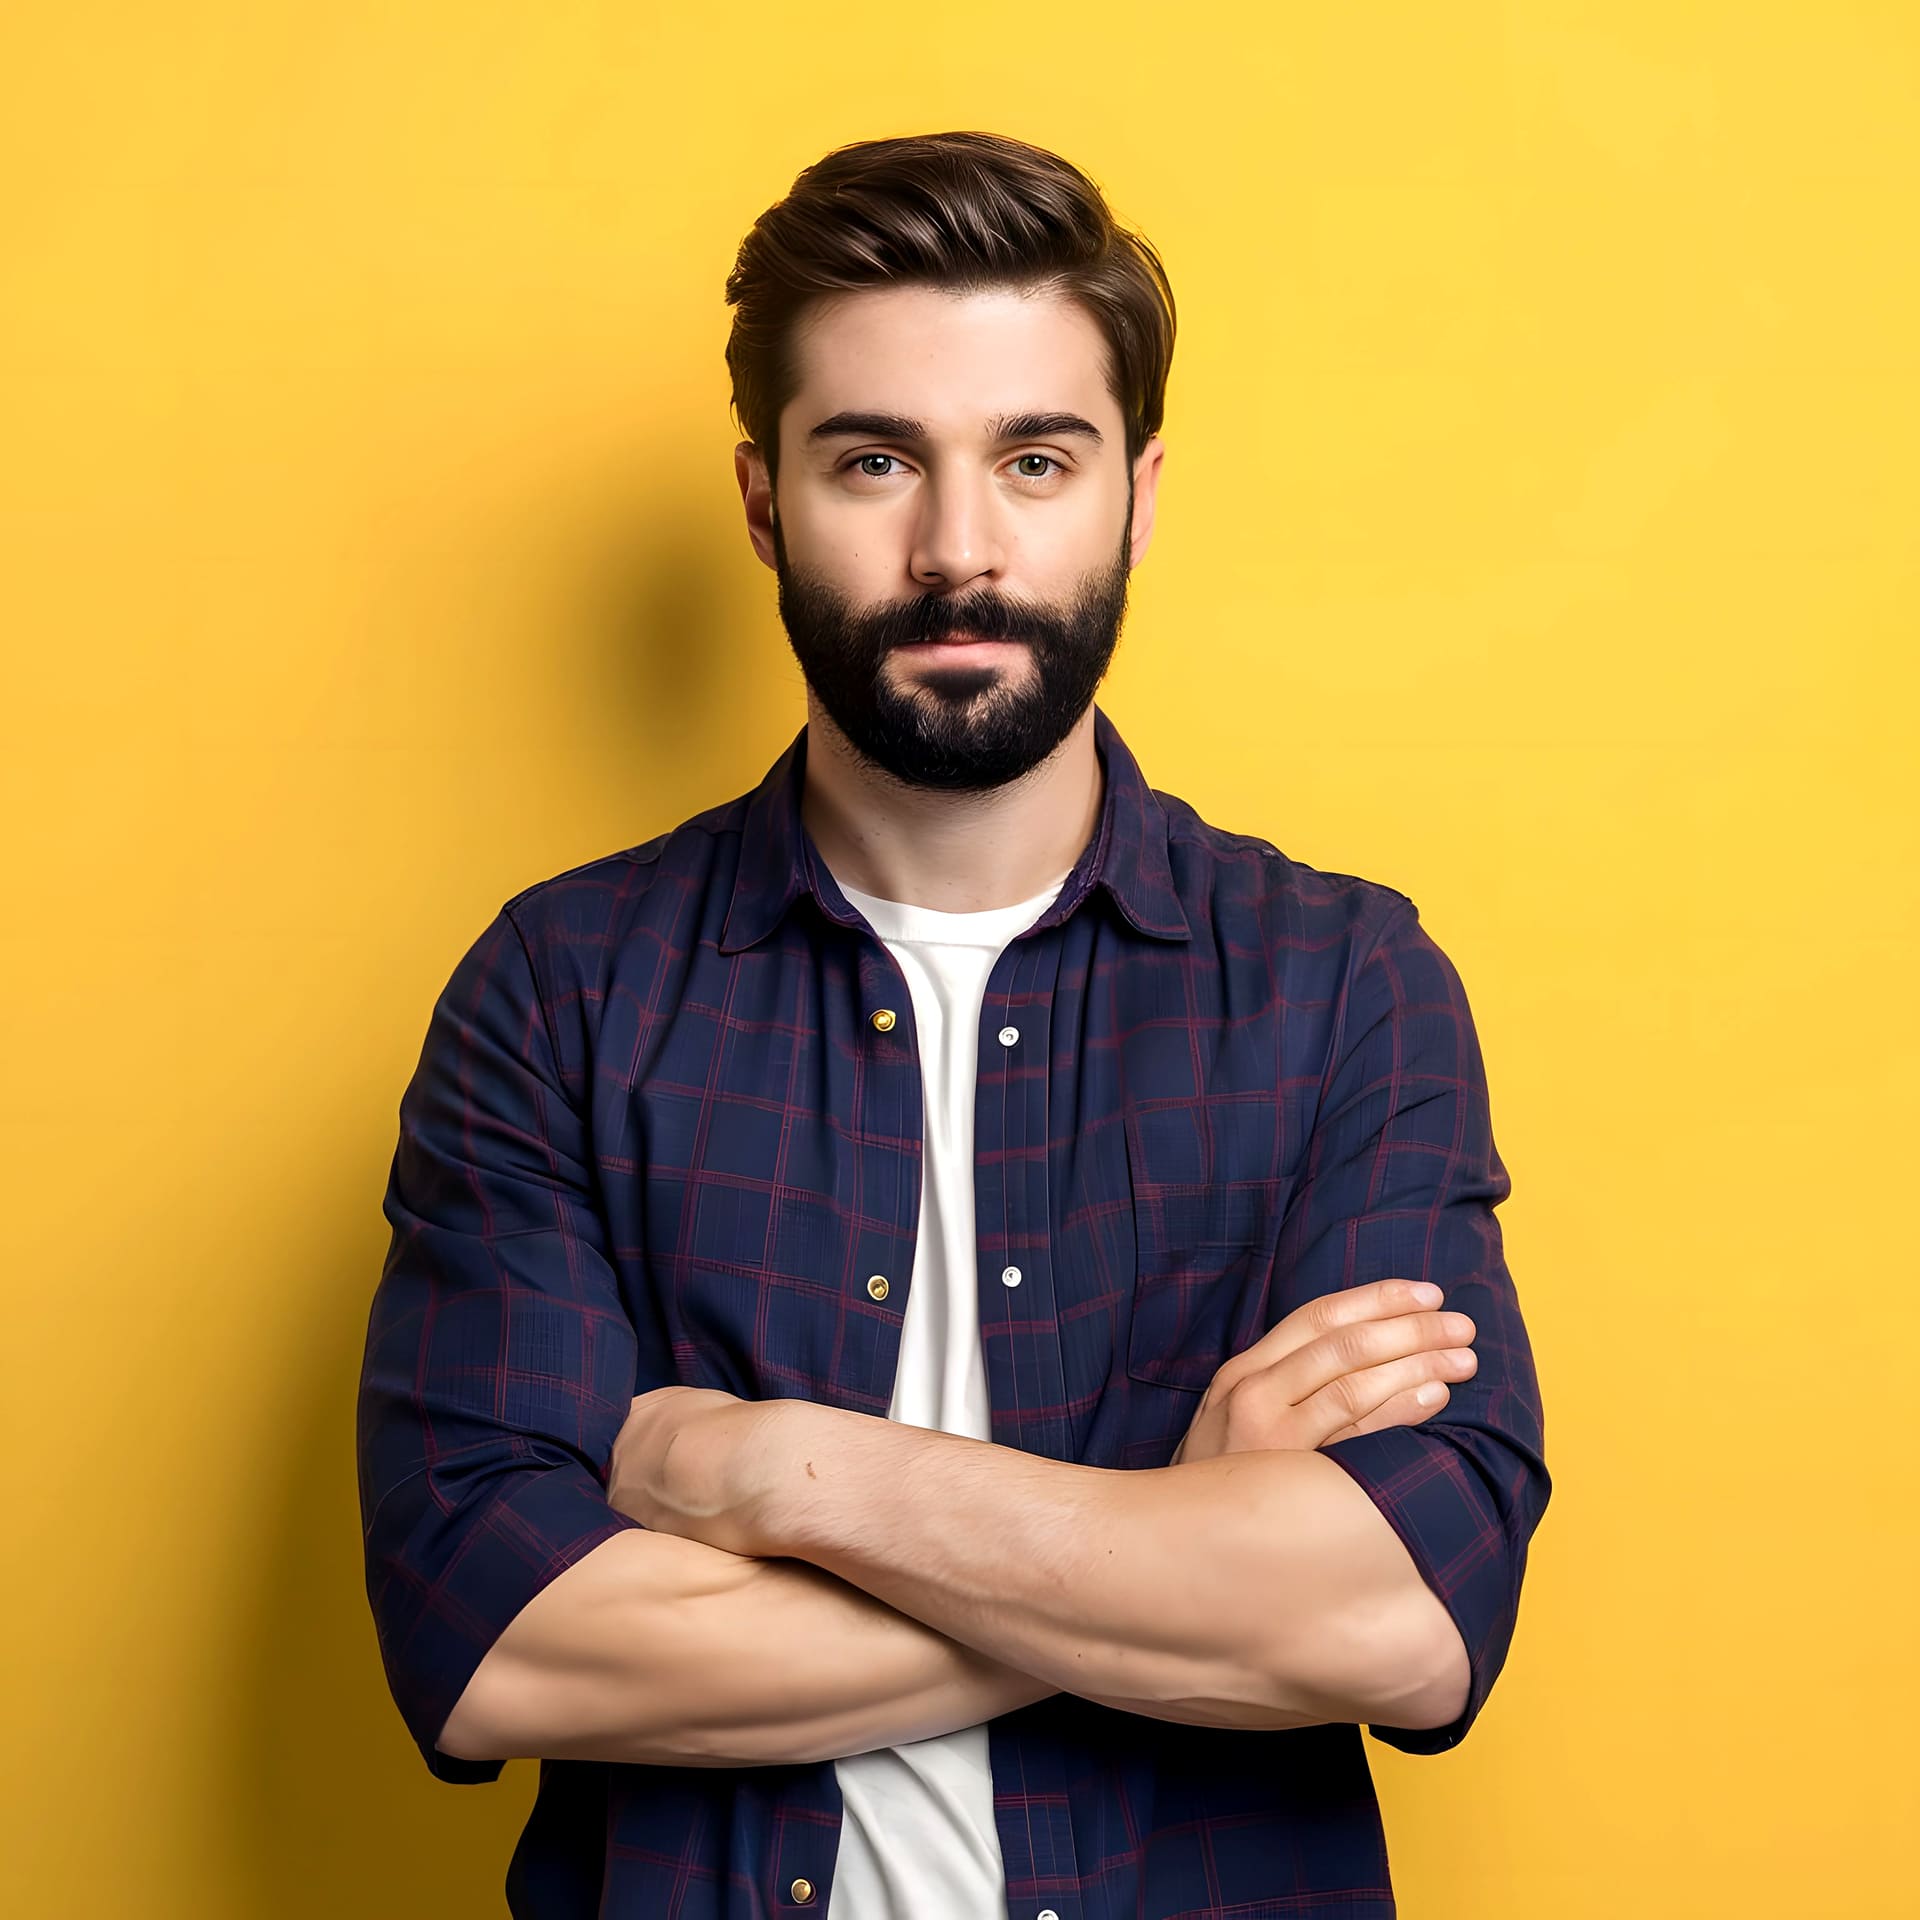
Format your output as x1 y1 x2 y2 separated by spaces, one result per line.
357 704 1551 1918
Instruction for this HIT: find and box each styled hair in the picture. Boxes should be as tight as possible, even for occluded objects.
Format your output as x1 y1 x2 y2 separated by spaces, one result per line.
723 130 1176 488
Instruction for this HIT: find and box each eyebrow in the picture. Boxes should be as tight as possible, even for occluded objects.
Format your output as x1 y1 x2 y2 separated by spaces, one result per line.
805 409 1106 449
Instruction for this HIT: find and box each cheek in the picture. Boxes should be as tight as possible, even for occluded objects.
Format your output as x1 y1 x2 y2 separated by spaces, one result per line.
784 502 902 589
1025 529 1122 599
1032 484 1130 565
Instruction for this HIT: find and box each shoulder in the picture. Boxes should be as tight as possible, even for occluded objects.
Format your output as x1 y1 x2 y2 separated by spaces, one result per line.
479 787 758 1079
1154 783 1417 967
498 786 753 954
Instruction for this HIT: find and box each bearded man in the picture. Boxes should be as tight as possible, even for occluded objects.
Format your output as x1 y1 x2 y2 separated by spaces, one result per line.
358 127 1550 1920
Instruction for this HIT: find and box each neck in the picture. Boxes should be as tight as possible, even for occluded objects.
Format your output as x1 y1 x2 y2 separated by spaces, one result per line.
798 698 1102 913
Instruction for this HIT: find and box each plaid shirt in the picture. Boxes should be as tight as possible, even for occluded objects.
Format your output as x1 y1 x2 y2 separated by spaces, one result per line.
357 704 1550 1919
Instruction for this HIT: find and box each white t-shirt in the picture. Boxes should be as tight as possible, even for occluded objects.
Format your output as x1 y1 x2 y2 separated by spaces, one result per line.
824 866 1072 1920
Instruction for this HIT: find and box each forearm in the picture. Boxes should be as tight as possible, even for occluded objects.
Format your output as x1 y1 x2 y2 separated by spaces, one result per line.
436 1523 1060 1770
765 1406 1455 1730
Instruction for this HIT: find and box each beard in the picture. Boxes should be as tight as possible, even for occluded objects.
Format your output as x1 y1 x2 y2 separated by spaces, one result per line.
770 503 1133 793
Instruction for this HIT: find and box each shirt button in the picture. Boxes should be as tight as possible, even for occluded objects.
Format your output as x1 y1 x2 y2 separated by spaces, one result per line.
870 1009 897 1033
1001 1265 1022 1287
1037 1910 1060 1919
789 1877 816 1903
997 1025 1020 1046
866 1274 890 1301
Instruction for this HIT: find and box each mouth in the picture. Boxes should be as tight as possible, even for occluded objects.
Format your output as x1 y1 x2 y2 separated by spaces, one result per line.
898 631 1025 649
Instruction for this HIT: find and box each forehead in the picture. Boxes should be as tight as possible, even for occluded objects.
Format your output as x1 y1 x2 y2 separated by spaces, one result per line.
783 284 1118 437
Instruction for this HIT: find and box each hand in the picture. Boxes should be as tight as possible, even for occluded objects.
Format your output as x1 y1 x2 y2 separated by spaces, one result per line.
606 1384 792 1558
1168 1278 1477 1467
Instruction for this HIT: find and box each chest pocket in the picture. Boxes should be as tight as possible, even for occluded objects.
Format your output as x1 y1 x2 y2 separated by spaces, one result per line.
1122 1096 1295 1394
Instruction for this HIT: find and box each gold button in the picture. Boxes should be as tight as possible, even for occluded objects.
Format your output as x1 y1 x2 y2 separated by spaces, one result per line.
869 1008 896 1032
866 1274 889 1301
789 1878 816 1904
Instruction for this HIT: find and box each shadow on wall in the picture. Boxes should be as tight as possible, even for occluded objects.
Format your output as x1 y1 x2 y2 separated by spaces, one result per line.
577 464 790 804
225 443 774 1916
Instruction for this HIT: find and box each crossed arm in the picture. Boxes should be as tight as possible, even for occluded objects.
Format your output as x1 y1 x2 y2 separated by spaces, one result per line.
436 1399 1468 1769
373 894 1542 1779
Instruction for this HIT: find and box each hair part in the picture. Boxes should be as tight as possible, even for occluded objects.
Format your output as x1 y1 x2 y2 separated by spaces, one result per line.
724 130 1176 491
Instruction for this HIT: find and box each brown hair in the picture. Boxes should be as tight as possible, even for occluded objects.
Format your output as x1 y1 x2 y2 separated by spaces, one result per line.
724 130 1176 489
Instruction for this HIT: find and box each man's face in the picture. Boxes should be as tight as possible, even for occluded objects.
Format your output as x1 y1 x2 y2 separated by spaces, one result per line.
741 283 1161 792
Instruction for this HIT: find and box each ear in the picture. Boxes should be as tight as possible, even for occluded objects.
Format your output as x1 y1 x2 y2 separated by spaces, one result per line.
735 439 778 571
1128 434 1166 568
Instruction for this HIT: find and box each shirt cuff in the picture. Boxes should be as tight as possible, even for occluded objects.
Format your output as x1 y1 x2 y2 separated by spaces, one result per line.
1315 1422 1520 1755
370 1463 645 1784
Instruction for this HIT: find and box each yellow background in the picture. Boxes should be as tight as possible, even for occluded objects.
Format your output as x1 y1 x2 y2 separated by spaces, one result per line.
5 3 1914 1914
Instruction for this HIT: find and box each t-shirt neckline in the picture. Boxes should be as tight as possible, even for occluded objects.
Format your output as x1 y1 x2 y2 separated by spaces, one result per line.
834 871 1073 948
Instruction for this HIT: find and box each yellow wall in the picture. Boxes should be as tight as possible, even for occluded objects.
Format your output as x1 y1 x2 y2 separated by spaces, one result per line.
5 4 1914 1914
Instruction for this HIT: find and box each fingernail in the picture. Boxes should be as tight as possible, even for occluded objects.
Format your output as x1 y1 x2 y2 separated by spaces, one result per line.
1413 1283 1443 1306
1416 1382 1445 1405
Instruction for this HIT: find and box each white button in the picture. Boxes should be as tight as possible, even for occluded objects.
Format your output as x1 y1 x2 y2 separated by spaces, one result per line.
1038 1910 1060 1920
1001 1265 1022 1287
998 1025 1020 1046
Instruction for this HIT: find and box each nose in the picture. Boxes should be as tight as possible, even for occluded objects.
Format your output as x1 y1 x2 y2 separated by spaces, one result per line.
908 464 1005 589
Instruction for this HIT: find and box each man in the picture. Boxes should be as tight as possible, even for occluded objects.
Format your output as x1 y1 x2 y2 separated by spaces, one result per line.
357 129 1550 1920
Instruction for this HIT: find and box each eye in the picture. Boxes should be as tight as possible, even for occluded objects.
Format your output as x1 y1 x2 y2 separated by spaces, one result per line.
1011 453 1063 482
847 453 903 479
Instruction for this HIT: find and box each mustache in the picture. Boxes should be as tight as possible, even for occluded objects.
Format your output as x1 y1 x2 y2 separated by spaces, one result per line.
853 590 1056 650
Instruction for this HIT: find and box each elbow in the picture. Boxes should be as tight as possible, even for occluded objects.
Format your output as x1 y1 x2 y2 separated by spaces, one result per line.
1380 1609 1471 1732
1309 1579 1472 1734
434 1661 511 1764
1359 1589 1474 1743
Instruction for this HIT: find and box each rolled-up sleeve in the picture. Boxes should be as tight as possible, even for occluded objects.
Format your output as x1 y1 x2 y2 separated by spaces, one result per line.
356 902 644 1783
1286 893 1551 1755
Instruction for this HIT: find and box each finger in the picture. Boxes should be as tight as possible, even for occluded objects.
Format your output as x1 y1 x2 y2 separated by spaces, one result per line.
1215 1278 1449 1387
1297 1346 1478 1447
1227 1304 1476 1417
1319 1380 1450 1446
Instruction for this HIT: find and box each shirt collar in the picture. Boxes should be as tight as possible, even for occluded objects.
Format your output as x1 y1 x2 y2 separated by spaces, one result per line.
717 703 1192 955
